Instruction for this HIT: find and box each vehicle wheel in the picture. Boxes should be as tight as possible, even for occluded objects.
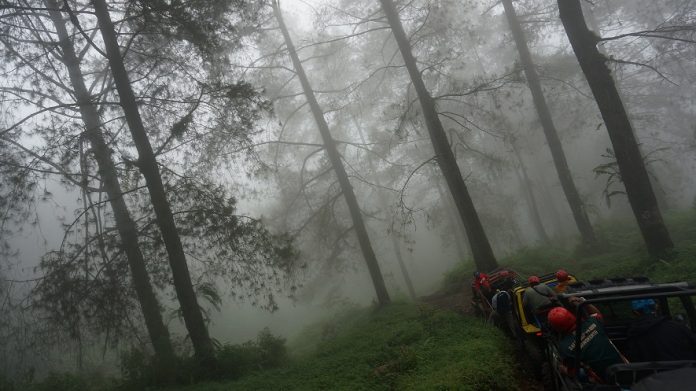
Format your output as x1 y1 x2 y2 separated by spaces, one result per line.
541 362 557 391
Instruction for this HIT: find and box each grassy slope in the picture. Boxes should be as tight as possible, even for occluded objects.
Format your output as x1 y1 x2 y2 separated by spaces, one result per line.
177 210 696 391
8 212 693 391
443 209 696 292
175 304 518 391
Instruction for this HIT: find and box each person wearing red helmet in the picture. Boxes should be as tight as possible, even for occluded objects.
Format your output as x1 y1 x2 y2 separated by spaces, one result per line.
554 269 572 293
472 271 491 291
471 271 492 301
548 306 576 332
548 305 623 382
523 275 558 316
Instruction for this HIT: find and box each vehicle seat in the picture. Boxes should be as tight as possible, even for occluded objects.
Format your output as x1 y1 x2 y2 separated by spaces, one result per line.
606 360 696 388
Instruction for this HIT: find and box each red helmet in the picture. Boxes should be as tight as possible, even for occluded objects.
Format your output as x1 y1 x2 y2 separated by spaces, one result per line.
548 307 577 333
499 270 511 278
555 269 570 282
528 276 541 285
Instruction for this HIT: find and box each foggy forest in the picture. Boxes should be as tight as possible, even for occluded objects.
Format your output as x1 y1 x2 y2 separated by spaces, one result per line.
1 0 695 390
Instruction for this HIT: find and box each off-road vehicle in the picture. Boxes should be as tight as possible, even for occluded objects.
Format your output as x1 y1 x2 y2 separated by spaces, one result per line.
508 271 578 366
544 278 696 391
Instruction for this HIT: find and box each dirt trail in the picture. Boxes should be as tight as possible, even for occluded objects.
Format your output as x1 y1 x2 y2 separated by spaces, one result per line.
420 288 473 315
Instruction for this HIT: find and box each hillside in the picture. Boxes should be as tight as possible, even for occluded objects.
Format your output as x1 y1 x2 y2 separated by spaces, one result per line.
174 210 696 390
11 209 696 391
174 303 520 391
442 209 696 293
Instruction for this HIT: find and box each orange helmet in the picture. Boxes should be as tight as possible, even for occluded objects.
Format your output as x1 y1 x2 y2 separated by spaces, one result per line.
555 269 570 282
548 307 577 333
528 275 541 286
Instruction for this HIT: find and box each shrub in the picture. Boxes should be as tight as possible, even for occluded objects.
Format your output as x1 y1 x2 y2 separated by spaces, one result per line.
217 327 287 380
216 343 260 379
256 327 287 369
119 328 288 388
29 373 88 391
0 374 13 391
440 262 471 294
120 348 155 388
120 348 188 388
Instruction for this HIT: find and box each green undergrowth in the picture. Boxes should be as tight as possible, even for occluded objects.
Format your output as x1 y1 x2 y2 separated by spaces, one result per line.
13 212 695 391
174 303 518 391
0 372 117 391
443 208 696 290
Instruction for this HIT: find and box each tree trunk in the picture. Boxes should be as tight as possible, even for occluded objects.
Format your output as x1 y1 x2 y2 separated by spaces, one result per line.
435 180 470 261
538 174 568 236
46 0 175 364
557 0 674 257
501 0 596 245
379 0 498 271
649 174 670 212
351 116 416 300
273 1 390 306
511 140 550 244
389 234 417 300
91 0 217 366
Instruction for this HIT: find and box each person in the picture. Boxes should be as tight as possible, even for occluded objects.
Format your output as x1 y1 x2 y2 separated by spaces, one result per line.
554 269 571 293
492 288 514 336
626 299 696 362
472 271 492 301
473 271 490 291
548 306 624 382
523 275 557 314
567 295 603 322
491 289 511 315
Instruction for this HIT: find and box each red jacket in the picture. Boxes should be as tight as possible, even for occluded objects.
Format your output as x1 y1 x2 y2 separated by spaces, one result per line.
473 273 491 290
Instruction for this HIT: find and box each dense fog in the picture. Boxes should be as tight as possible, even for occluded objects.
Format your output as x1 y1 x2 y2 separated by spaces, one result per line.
1 0 695 385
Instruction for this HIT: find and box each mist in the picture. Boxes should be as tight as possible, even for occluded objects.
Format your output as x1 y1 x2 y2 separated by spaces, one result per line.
1 0 695 389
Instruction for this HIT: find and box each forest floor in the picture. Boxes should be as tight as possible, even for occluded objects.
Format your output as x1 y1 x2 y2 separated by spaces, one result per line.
420 289 543 391
173 302 523 391
172 275 536 390
14 209 696 391
420 289 472 315
175 209 696 391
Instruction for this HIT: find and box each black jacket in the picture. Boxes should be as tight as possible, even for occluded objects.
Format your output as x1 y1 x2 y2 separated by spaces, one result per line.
626 315 696 362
